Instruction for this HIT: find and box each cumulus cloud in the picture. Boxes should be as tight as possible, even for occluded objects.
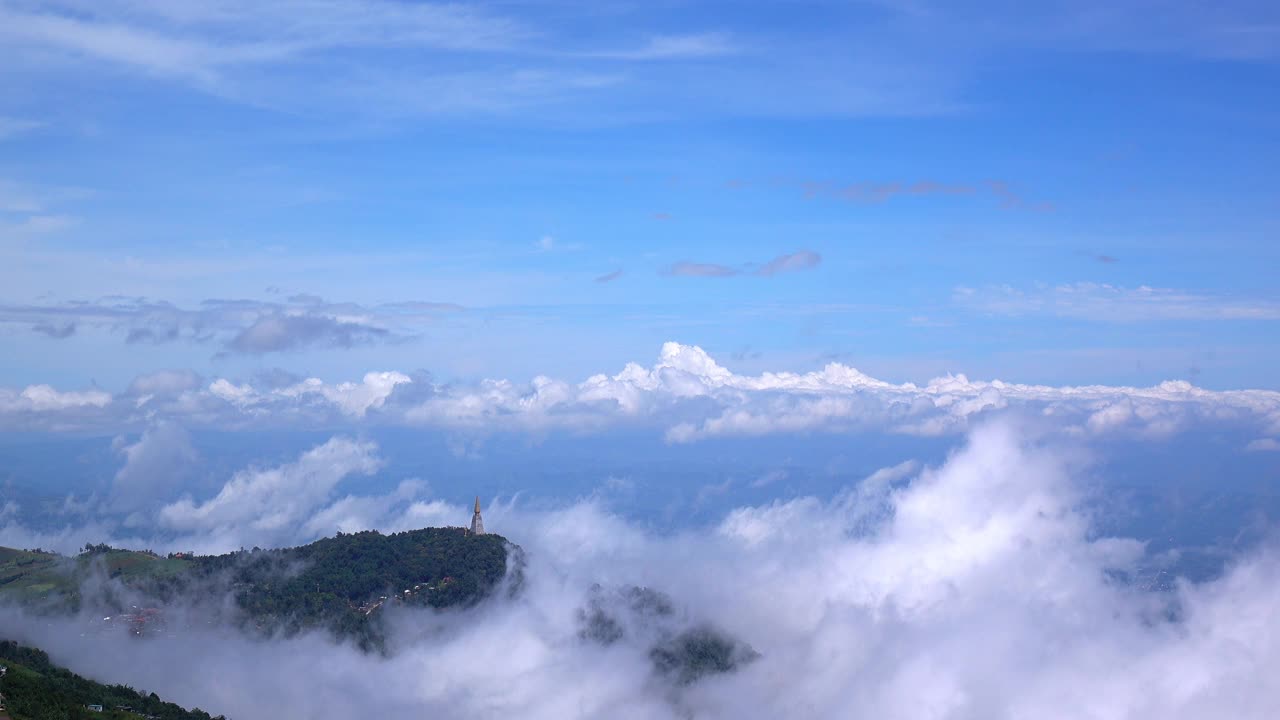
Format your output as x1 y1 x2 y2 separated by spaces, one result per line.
210 370 411 418
4 422 1280 719
0 384 110 415
1 342 1277 449
158 437 383 552
112 422 199 513
0 437 425 557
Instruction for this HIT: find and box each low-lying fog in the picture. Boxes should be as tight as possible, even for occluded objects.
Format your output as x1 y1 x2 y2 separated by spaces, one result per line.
3 420 1279 718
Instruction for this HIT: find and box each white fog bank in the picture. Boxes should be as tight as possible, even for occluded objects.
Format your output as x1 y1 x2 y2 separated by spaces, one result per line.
3 420 1279 719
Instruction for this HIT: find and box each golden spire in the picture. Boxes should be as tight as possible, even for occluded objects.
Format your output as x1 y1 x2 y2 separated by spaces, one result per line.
474 496 481 513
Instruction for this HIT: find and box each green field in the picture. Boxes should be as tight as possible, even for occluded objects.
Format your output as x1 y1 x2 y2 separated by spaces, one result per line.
0 546 193 607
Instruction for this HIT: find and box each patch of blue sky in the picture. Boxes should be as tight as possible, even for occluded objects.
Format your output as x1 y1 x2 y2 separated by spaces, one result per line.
1 0 1278 390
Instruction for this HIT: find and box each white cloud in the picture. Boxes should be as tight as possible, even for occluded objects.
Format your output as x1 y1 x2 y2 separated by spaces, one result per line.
588 32 737 60
158 436 382 552
126 369 203 400
0 178 82 239
0 384 111 412
0 116 41 140
0 0 525 80
4 421 1280 718
0 0 631 118
0 178 46 213
2 342 1278 449
111 421 198 512
273 371 412 417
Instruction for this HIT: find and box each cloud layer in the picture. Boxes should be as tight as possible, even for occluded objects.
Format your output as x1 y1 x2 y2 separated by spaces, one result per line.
3 421 1280 719
2 342 1277 450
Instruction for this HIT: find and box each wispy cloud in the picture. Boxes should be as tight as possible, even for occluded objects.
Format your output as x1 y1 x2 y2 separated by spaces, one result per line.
985 180 1055 212
0 0 528 79
31 321 75 338
0 1 974 122
665 250 823 278
0 214 77 238
534 235 584 253
595 269 624 284
226 313 391 354
801 179 976 203
757 250 821 276
0 116 41 140
0 177 93 213
0 0 607 117
1 0 1272 127
955 283 1280 322
0 178 85 240
586 32 737 60
792 179 1051 211
0 294 463 354
665 261 740 278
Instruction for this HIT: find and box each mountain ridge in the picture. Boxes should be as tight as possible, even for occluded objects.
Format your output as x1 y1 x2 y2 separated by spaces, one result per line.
0 527 520 651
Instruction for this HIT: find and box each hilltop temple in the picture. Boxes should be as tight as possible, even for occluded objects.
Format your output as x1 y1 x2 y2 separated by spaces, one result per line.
470 496 485 535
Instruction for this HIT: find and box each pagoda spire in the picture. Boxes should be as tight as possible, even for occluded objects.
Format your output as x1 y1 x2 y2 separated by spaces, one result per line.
470 496 485 535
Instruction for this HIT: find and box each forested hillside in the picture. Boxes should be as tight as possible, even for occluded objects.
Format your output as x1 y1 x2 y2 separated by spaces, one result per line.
0 640 222 720
1 528 518 651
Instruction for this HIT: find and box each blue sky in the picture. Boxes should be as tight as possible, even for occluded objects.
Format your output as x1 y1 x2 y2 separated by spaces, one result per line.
1 0 1278 393
6 8 1280 714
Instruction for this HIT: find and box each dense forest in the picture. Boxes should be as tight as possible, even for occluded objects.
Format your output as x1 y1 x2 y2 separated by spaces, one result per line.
168 528 514 649
3 528 519 652
0 640 222 720
577 584 760 685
